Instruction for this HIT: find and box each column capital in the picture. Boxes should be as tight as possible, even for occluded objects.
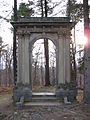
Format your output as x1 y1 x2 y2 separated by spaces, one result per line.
17 28 31 35
57 32 62 39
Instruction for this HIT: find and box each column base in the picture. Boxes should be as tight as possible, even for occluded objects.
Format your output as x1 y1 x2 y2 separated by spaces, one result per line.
13 84 32 103
56 89 77 101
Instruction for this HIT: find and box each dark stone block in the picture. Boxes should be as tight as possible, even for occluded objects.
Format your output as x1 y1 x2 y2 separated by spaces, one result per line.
56 89 77 101
13 86 32 103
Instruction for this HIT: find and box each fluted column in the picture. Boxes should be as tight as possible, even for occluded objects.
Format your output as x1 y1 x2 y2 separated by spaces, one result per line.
17 34 30 85
17 35 23 84
57 34 64 84
65 34 70 83
24 35 30 84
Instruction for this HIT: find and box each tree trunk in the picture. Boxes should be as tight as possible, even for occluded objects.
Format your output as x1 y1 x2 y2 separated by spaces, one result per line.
34 62 37 84
68 0 71 18
68 0 77 82
44 0 50 86
45 0 47 17
41 0 44 17
13 0 17 85
5 54 8 87
44 39 50 85
83 0 89 27
40 56 44 85
83 0 90 102
8 64 12 86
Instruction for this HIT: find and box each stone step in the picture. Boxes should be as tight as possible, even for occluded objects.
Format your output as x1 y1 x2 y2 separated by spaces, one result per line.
32 92 56 95
23 101 61 107
31 92 57 102
23 92 62 106
22 92 63 107
30 97 59 102
32 92 56 97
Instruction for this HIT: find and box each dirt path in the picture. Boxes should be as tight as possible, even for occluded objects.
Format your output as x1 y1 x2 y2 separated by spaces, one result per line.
0 91 90 120
5 103 90 120
0 91 14 119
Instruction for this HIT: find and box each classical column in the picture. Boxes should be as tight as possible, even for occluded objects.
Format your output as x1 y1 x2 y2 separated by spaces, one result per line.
24 35 30 84
21 35 25 84
17 35 23 84
63 34 66 83
58 34 64 84
65 34 70 83
29 36 32 90
17 34 30 85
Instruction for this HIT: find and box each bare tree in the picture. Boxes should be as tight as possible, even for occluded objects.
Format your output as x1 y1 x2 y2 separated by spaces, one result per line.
40 55 44 85
36 0 55 86
50 44 56 85
0 37 7 86
2 46 13 86
44 0 50 86
32 46 41 85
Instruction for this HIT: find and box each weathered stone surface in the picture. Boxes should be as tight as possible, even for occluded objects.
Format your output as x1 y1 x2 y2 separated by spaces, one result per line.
11 17 75 102
13 86 32 103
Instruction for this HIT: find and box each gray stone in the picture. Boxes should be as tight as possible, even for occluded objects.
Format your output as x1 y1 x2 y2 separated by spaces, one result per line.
11 17 76 103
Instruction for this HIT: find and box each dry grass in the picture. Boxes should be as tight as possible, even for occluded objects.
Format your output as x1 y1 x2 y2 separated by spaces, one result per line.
76 89 83 102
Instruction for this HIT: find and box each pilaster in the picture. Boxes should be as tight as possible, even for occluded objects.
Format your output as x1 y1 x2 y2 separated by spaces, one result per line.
24 35 30 84
57 33 64 84
17 35 23 84
65 34 70 83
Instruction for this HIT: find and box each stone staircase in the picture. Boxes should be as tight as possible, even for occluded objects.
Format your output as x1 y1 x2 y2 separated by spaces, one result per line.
24 92 61 107
31 92 56 102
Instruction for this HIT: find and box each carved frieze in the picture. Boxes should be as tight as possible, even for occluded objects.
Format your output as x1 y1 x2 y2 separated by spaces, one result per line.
16 26 70 36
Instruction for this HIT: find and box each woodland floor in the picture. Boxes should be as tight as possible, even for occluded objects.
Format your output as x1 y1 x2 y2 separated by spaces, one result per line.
0 87 90 120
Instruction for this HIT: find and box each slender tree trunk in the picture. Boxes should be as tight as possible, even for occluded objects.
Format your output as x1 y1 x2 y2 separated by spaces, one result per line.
40 56 44 85
5 52 8 86
34 62 37 84
68 0 77 82
83 0 89 27
13 0 17 85
40 0 50 86
44 39 50 85
52 61 55 86
68 0 71 18
45 0 47 17
8 64 12 86
33 47 41 85
41 0 44 17
44 0 50 86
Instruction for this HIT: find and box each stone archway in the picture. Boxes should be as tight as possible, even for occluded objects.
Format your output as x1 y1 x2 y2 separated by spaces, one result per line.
29 35 57 93
31 38 56 93
29 33 57 92
11 17 76 102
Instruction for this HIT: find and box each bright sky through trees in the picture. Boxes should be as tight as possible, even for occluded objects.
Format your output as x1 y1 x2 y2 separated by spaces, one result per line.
0 0 88 47
0 0 67 46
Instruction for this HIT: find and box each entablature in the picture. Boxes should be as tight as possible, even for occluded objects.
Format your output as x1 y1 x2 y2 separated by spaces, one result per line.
11 17 73 28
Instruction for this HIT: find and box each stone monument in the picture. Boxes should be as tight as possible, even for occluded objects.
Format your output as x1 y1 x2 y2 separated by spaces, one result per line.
11 17 76 102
